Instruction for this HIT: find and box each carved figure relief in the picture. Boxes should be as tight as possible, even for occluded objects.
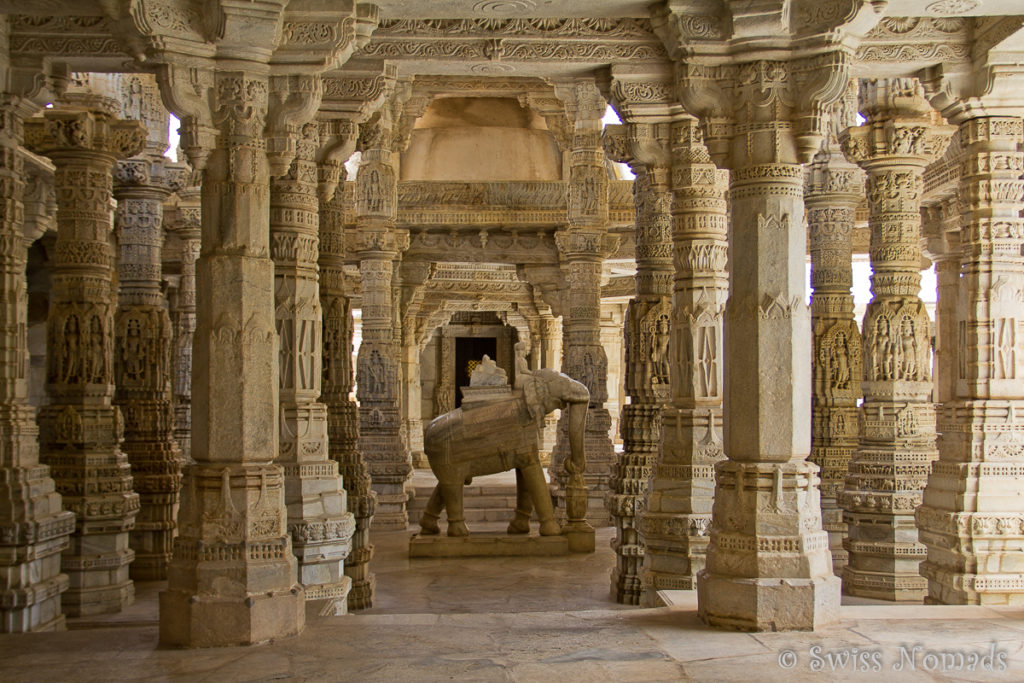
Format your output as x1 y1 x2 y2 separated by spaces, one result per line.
817 322 862 400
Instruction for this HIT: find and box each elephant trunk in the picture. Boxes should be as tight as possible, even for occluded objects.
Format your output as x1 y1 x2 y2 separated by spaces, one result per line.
564 400 587 476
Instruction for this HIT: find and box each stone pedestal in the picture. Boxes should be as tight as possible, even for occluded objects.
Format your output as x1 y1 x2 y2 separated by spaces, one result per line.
806 84 864 577
158 69 304 647
918 114 1024 605
639 118 728 602
839 79 954 602
25 102 145 617
270 112 354 613
0 97 75 633
113 74 187 581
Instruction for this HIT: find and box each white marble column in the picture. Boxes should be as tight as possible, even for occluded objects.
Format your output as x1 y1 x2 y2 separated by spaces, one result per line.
918 113 1024 605
0 94 75 632
839 78 953 601
158 69 304 646
269 101 354 613
553 81 617 527
25 97 146 617
355 118 411 530
639 118 728 602
678 57 843 631
806 84 864 576
112 74 187 581
168 182 200 463
320 165 376 610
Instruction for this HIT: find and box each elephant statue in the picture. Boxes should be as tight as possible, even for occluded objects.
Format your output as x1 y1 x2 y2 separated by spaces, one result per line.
419 365 590 537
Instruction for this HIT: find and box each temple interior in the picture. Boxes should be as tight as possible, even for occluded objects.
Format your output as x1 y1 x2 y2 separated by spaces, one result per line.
3 0 1024 680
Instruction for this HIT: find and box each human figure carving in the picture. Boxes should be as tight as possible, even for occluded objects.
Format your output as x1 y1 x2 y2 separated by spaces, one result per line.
419 367 589 537
900 318 917 380
651 316 670 384
470 354 506 386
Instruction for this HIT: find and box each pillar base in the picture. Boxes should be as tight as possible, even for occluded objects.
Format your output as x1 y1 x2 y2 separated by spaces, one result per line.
563 521 595 553
159 585 305 648
306 576 352 616
346 574 376 611
697 572 840 632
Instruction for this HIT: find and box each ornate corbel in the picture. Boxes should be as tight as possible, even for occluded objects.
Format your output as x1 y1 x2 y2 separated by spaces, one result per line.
266 74 323 177
154 62 217 172
316 118 359 203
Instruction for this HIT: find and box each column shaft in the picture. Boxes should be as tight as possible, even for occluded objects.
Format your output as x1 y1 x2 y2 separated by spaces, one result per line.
611 164 673 604
639 119 728 602
270 120 353 612
355 140 410 529
806 121 864 577
320 180 376 609
159 70 304 647
170 184 200 462
112 80 186 580
839 79 954 601
26 106 145 616
0 98 75 633
918 115 1024 605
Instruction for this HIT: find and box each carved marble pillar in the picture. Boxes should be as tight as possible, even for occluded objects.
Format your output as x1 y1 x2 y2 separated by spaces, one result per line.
917 114 1024 605
839 79 954 601
553 82 616 526
0 96 75 632
270 109 354 613
158 69 305 646
806 88 865 577
639 118 728 602
112 76 187 581
609 159 673 605
678 57 843 631
355 123 410 530
25 104 145 616
168 182 200 463
320 168 376 610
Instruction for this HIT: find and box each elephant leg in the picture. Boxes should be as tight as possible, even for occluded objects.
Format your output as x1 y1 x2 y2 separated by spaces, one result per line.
442 482 469 537
419 484 443 535
521 460 560 536
507 468 533 535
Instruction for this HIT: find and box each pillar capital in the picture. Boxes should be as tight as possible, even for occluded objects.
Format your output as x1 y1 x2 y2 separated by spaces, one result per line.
24 108 146 163
840 81 955 172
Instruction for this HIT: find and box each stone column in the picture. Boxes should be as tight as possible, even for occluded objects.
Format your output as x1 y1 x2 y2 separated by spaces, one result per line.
925 198 961 406
608 156 674 604
917 114 1024 605
270 107 354 613
112 75 187 581
679 57 843 630
168 181 200 463
639 118 728 602
320 162 376 610
158 69 304 647
805 85 864 577
553 81 617 526
0 95 76 633
839 78 953 601
355 120 411 530
25 102 145 616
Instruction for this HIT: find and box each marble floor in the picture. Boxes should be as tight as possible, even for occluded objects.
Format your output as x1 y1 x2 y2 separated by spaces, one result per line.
3 520 1024 681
